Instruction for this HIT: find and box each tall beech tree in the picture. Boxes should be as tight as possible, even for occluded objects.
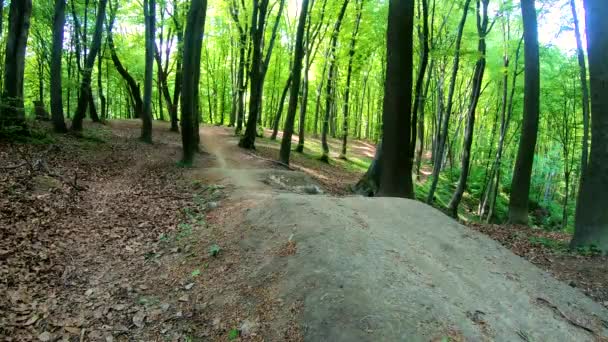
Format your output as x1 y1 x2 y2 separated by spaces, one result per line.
571 0 608 252
320 0 350 162
180 0 209 164
508 0 540 224
51 0 68 133
1 0 32 131
142 0 156 143
376 0 415 198
340 0 364 158
239 0 286 149
447 0 492 217
71 0 108 132
426 0 472 203
279 0 310 165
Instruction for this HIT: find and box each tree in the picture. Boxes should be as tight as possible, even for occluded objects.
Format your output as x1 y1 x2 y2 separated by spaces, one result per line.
51 0 68 133
508 0 540 224
239 0 286 149
71 0 108 132
0 0 32 132
447 0 492 217
571 0 608 252
320 0 350 162
376 0 415 198
426 0 472 203
340 0 364 158
107 2 144 121
570 0 590 178
180 0 209 164
279 0 310 165
142 0 156 143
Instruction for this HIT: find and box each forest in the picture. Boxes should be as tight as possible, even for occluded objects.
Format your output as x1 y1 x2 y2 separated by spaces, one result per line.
1 0 608 340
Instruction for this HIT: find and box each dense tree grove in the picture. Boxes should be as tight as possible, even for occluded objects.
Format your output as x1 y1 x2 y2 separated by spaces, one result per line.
0 0 607 252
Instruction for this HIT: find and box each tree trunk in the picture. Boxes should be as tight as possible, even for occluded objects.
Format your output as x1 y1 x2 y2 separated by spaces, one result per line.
279 0 310 165
570 0 591 179
410 0 429 164
51 0 68 133
240 0 285 149
571 0 608 252
0 0 32 131
98 45 107 120
271 74 292 140
340 0 363 158
107 8 144 121
180 0 209 164
313 57 328 137
142 0 155 143
320 0 350 162
71 0 108 131
376 0 415 198
426 0 472 203
508 0 540 224
447 0 490 217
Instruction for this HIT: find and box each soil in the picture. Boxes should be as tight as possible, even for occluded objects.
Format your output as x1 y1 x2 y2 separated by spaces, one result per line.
2 121 607 341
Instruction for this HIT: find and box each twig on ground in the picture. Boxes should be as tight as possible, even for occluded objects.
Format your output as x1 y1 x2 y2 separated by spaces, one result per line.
536 297 596 335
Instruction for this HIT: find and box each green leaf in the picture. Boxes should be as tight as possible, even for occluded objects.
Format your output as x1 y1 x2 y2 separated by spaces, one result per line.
191 269 201 277
209 244 221 257
228 328 239 340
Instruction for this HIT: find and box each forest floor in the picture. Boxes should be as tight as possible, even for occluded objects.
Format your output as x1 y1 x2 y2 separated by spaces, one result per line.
1 120 607 341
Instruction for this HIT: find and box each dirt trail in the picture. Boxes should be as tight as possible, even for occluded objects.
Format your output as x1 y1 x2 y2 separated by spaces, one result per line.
4 122 607 341
195 127 608 341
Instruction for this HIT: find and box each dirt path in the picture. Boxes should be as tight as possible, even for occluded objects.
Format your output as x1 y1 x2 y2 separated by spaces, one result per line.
3 122 608 341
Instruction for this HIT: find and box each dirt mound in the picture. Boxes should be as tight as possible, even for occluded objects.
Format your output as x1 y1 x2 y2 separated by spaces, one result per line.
241 194 608 341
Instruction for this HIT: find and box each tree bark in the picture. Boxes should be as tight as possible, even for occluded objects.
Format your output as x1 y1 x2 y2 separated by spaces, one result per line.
239 0 285 149
376 0 415 198
279 0 310 165
571 0 608 252
142 0 155 143
570 0 591 179
71 0 108 131
447 0 491 217
320 0 350 162
508 0 540 224
180 0 209 164
51 0 68 133
340 0 364 158
271 74 292 140
0 0 32 131
426 0 472 203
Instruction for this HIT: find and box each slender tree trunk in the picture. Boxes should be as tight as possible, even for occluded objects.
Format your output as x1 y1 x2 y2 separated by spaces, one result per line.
411 0 429 164
508 0 541 224
426 0 472 203
141 0 155 143
340 0 363 158
377 0 415 198
320 0 350 162
447 0 490 217
271 74 292 140
235 33 247 134
240 0 285 148
279 0 310 164
107 11 143 121
571 0 608 252
98 45 107 120
51 0 68 133
71 0 107 131
570 0 591 178
180 0 209 164
0 0 32 131
313 57 328 137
